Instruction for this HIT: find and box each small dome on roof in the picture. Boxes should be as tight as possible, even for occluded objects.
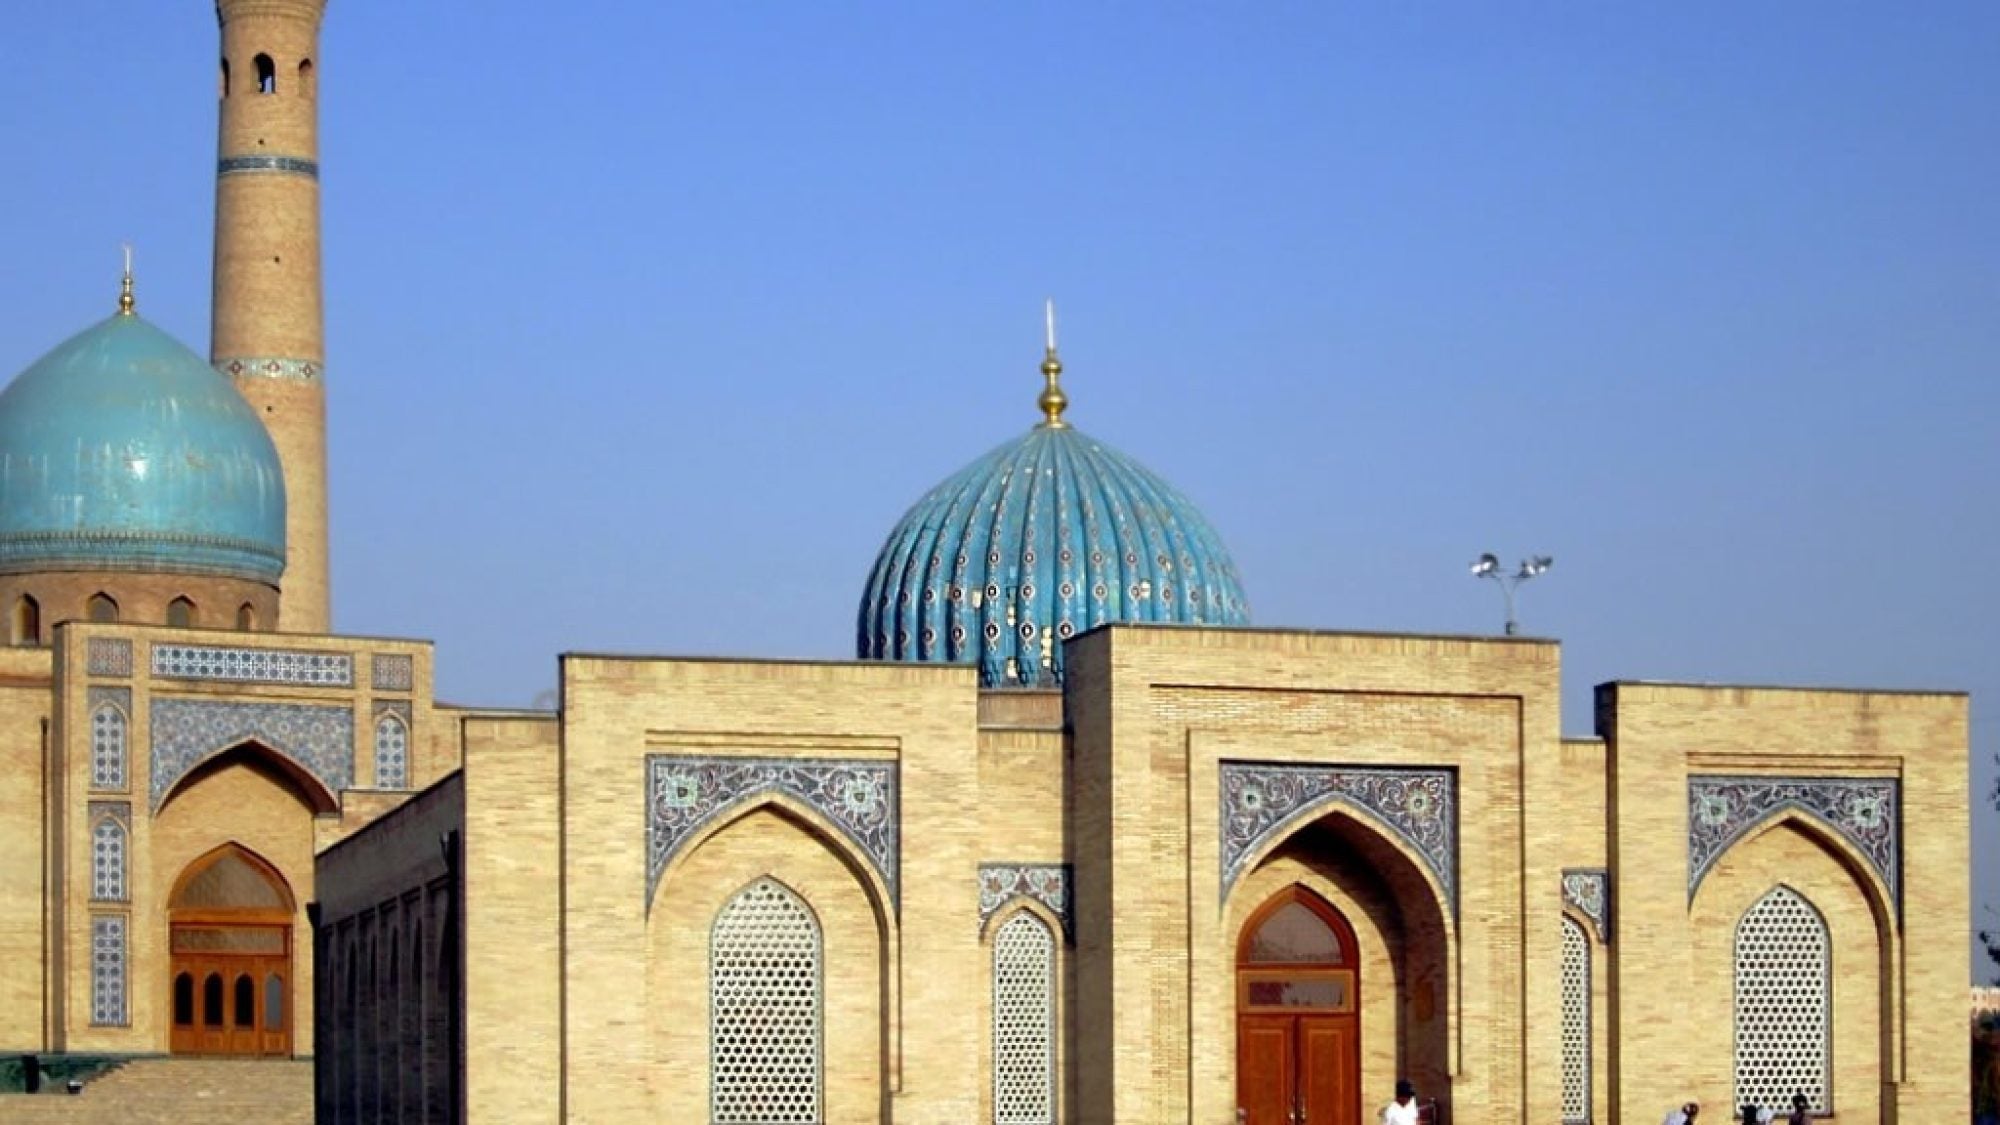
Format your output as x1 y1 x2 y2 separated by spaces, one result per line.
0 306 286 584
858 342 1248 688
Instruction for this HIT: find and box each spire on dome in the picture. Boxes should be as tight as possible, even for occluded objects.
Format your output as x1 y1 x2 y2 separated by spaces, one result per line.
117 244 135 317
1038 299 1068 428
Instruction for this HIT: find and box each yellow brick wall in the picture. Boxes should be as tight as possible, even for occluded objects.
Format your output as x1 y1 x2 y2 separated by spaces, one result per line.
554 655 982 1123
461 716 561 1124
1599 681 1968 1123
1062 624 1566 1125
0 648 53 1050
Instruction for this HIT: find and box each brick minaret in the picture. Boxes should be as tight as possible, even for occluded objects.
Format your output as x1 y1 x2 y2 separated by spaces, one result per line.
211 0 331 633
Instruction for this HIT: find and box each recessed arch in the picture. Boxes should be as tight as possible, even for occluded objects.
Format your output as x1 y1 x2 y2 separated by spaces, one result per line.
170 842 297 915
254 53 276 94
87 592 119 623
1697 809 1898 942
167 596 197 628
220 57 231 98
652 791 895 931
709 876 823 1124
168 842 296 1055
236 602 257 631
297 58 314 97
1228 802 1458 956
156 739 340 816
11 594 39 645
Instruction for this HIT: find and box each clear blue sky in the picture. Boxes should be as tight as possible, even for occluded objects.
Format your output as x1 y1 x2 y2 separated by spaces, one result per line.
2 3 1995 979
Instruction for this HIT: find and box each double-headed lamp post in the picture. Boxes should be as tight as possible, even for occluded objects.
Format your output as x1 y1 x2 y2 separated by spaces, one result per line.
1470 553 1553 636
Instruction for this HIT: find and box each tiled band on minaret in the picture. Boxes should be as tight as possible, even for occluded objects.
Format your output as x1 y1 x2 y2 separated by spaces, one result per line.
212 0 331 633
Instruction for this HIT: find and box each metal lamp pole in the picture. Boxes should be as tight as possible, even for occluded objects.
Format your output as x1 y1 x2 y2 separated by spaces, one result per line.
1470 553 1552 636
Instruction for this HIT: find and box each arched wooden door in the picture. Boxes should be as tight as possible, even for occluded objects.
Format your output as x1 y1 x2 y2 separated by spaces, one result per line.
168 845 294 1056
1236 886 1360 1125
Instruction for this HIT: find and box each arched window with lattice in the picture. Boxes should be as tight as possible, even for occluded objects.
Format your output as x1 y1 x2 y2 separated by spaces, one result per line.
1734 885 1831 1113
374 713 408 789
1560 915 1591 1123
710 878 821 1125
993 911 1056 1125
92 814 127 902
91 703 127 791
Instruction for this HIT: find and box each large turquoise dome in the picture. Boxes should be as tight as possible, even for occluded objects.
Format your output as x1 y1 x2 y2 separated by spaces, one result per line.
0 311 286 583
858 353 1249 687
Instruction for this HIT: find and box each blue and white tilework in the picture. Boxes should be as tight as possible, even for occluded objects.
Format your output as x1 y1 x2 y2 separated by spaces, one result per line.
88 687 131 792
858 422 1251 688
152 643 353 687
87 637 133 677
216 356 322 383
1561 867 1611 944
1687 775 1899 905
646 755 899 909
90 914 127 1027
372 702 411 789
89 802 130 903
1220 762 1457 906
979 863 1073 941
371 653 414 692
216 155 319 179
149 698 354 810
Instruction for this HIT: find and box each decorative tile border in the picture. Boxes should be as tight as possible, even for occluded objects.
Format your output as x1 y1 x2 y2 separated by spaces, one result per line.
1687 775 1899 906
371 653 414 692
1561 867 1611 944
217 154 319 179
152 643 353 687
150 698 354 810
90 914 127 1027
216 355 322 383
87 637 133 677
979 863 1073 942
1221 762 1457 907
647 755 898 909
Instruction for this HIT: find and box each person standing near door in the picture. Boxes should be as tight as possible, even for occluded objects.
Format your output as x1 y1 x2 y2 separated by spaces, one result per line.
1379 1079 1420 1125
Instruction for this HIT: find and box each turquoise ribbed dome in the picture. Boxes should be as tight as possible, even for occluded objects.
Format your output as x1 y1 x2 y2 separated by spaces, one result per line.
858 410 1249 688
0 312 286 583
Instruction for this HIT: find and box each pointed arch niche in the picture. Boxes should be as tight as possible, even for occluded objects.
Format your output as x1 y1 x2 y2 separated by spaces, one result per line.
646 802 889 1124
1690 818 1891 1124
1221 808 1456 1111
168 844 296 1056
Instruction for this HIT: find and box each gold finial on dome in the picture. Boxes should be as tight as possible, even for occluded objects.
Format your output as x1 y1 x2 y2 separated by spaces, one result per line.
1038 298 1069 428
117 244 135 316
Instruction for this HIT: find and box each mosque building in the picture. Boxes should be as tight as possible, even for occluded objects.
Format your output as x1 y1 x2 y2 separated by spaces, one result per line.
0 2 1974 1123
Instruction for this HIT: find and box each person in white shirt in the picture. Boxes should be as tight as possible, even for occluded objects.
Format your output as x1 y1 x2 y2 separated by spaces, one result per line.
1664 1102 1701 1125
1380 1079 1420 1125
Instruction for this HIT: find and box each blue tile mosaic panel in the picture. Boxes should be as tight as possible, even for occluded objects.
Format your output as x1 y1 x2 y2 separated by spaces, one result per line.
1686 775 1899 906
90 914 127 1027
1220 762 1457 907
1561 867 1611 943
152 643 353 687
89 802 130 903
87 637 133 677
216 155 319 179
979 863 1073 941
149 698 354 810
373 703 410 789
371 653 414 692
646 755 899 909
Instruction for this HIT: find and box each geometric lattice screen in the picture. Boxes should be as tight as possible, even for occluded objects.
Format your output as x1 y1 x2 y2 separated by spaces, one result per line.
1733 886 1830 1114
992 912 1056 1125
1560 916 1591 1124
710 878 822 1125
374 714 408 789
91 704 127 790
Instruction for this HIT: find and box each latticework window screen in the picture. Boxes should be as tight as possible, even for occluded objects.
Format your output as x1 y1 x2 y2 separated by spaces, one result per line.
91 705 126 789
1734 886 1830 1113
1560 916 1591 1123
992 912 1056 1124
91 817 127 902
374 714 408 789
710 878 822 1124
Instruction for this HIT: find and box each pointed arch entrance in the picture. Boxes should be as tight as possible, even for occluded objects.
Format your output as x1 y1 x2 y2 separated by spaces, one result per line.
168 844 295 1056
1237 885 1361 1125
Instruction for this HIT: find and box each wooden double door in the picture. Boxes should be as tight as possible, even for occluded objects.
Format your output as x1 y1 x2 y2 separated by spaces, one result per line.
1236 886 1361 1125
1239 1014 1358 1125
169 948 291 1056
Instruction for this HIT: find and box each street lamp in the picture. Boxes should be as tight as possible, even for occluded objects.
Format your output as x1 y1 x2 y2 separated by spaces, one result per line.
1471 553 1553 636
